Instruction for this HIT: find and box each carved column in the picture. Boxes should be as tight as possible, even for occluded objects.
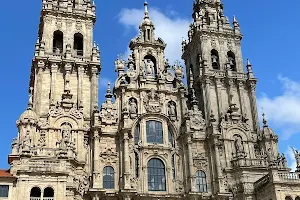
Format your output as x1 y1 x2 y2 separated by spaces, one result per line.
204 76 211 121
123 132 131 189
187 137 196 192
93 131 100 188
215 79 223 119
91 66 98 114
237 81 245 116
36 60 45 114
248 81 259 132
64 63 72 92
50 63 58 104
77 65 84 107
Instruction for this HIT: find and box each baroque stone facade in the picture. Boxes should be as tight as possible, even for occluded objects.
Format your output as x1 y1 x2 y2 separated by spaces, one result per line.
3 0 300 200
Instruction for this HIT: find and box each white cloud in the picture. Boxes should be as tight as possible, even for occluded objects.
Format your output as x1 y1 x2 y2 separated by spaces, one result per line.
258 76 300 139
118 7 190 63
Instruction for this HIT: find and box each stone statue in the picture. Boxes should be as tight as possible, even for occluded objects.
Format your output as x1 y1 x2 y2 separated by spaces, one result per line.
168 102 176 117
234 136 244 154
128 63 135 71
129 99 137 114
292 147 300 170
145 59 154 76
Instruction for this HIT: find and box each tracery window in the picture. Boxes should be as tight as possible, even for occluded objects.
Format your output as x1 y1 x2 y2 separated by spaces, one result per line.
196 170 207 193
146 121 163 144
103 166 115 189
148 158 166 191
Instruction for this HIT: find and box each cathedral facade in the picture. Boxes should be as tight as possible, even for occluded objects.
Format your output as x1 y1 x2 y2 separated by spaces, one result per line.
2 0 300 200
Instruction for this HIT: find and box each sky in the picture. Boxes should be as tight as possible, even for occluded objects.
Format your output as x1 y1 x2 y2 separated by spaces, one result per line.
0 0 299 170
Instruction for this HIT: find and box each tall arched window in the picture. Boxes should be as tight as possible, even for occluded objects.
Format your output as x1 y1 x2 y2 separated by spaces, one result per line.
196 170 207 193
103 166 115 189
30 187 41 200
148 158 166 191
53 30 63 54
146 121 163 144
74 33 83 56
227 51 236 71
43 187 54 199
211 49 220 70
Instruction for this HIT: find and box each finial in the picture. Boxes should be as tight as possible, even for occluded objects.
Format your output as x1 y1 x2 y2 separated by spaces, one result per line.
247 58 251 66
144 1 149 18
28 87 33 109
105 82 113 100
93 41 96 48
233 15 237 23
262 108 268 127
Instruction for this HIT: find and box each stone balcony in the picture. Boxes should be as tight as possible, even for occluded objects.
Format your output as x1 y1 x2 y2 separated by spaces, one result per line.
231 158 269 168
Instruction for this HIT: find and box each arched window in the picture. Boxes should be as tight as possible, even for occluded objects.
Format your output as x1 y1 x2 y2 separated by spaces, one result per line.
285 196 293 200
103 166 114 189
148 158 166 191
53 30 63 54
295 196 300 200
74 33 83 56
227 51 236 71
196 170 207 193
30 187 41 199
146 121 163 144
211 49 220 70
43 187 54 198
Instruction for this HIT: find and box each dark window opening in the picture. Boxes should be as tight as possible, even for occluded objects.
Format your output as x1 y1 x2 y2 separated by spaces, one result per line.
103 166 114 189
135 152 139 178
227 51 236 71
211 49 220 70
0 185 8 197
53 30 63 54
147 29 150 41
143 30 146 41
30 187 41 198
146 121 163 144
148 158 166 191
171 155 175 180
74 33 83 56
134 124 140 145
196 170 207 193
43 187 54 197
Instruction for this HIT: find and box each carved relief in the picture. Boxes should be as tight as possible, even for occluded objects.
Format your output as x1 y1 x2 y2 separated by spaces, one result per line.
142 89 164 113
100 148 118 164
192 152 208 170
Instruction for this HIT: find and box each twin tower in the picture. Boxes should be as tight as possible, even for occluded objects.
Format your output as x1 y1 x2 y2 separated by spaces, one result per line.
7 1 298 200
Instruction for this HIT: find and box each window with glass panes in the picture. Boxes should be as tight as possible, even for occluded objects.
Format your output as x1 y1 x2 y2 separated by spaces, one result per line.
148 158 166 191
196 170 207 192
103 166 115 189
146 121 163 144
0 185 8 197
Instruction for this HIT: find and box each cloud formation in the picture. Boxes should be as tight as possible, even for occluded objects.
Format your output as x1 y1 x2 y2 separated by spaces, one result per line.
118 7 190 63
258 76 300 139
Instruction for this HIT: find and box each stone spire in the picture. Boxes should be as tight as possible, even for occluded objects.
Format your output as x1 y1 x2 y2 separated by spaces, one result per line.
139 1 155 43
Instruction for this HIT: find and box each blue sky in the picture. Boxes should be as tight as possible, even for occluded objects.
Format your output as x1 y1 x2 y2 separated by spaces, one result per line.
0 0 299 169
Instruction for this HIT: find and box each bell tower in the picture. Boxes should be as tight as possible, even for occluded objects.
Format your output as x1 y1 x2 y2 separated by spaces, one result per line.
182 1 284 199
182 0 259 130
9 1 101 200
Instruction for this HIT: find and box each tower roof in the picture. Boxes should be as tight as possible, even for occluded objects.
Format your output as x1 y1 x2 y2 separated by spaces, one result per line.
139 1 154 29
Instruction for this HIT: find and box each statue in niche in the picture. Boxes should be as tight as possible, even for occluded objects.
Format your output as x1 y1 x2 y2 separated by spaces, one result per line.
168 101 177 119
129 98 138 116
145 59 154 77
22 130 31 150
128 63 135 71
234 136 244 154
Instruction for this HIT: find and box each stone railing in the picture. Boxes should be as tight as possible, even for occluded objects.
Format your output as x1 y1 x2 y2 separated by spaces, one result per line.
277 172 300 182
43 198 54 200
30 198 41 200
231 158 269 168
